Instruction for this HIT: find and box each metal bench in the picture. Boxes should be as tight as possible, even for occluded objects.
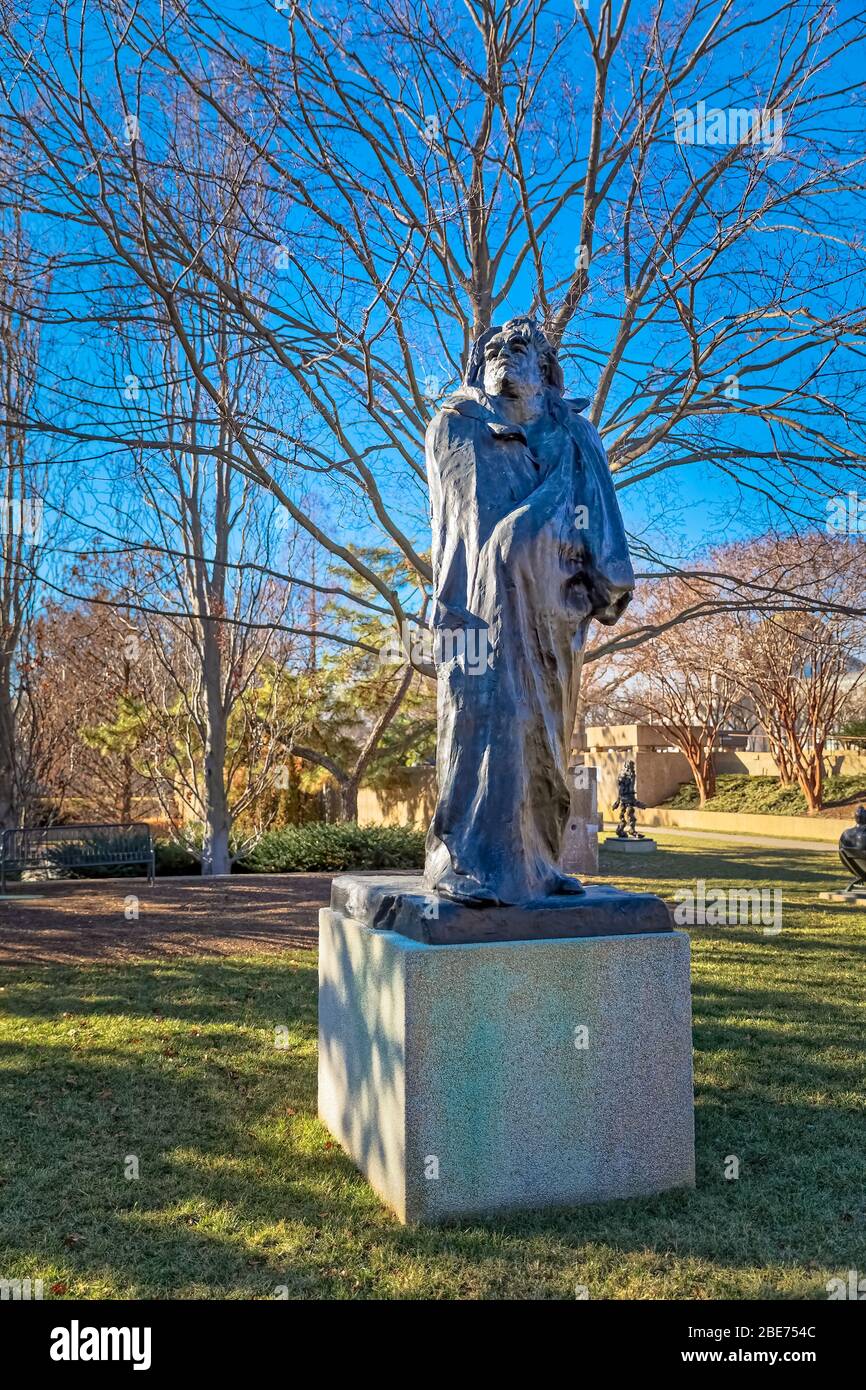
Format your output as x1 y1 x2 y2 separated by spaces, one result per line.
0 823 155 892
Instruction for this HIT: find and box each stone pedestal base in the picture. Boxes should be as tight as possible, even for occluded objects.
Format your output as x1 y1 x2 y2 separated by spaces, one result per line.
560 764 599 876
603 835 658 853
318 879 695 1225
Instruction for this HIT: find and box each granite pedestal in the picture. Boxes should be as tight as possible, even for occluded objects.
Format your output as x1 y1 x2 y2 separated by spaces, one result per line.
318 873 694 1224
560 763 599 876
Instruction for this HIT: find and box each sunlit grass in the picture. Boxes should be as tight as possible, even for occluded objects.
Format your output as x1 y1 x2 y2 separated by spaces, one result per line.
0 838 863 1299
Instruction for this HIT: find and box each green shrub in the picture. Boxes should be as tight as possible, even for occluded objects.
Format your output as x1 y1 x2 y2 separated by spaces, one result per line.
155 840 201 875
237 822 425 873
661 776 803 812
4 824 421 880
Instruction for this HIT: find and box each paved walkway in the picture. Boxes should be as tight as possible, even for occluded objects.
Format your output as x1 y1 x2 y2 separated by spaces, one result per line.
618 825 837 854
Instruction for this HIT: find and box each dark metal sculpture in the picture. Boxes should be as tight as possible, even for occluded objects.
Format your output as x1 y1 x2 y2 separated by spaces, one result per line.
423 316 634 906
838 805 866 889
612 759 646 839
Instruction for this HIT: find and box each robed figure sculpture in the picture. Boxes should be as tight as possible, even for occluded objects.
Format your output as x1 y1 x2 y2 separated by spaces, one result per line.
423 317 634 906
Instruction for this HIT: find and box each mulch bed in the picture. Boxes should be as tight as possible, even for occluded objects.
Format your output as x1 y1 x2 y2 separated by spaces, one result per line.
0 873 333 965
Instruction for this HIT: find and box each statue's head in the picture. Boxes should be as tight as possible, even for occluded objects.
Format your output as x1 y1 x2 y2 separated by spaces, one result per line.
464 316 564 402
856 805 866 827
624 759 636 776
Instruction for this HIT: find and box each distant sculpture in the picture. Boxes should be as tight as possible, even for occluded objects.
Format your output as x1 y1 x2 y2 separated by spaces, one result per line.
423 316 635 906
838 806 866 889
612 759 646 839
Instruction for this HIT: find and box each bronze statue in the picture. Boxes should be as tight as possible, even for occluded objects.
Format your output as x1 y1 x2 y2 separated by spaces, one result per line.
423 316 634 906
838 806 866 889
612 759 646 839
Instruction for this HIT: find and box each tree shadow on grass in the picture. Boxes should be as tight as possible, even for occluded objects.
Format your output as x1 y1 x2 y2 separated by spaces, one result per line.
0 948 863 1299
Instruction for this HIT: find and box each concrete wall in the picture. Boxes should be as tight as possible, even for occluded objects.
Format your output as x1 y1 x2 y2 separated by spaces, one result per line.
823 752 866 776
714 751 779 777
714 750 866 777
585 723 677 750
637 806 842 843
357 769 436 831
592 748 692 816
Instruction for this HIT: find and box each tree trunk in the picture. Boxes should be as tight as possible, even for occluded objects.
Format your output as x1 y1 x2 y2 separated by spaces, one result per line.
293 666 414 824
0 656 17 830
120 752 133 823
696 754 716 805
341 664 414 823
797 755 823 813
201 631 231 874
685 745 716 805
202 735 231 872
765 724 795 784
338 778 358 822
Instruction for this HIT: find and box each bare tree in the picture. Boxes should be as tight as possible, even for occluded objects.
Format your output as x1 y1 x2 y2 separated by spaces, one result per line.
23 589 158 823
610 575 743 802
105 229 301 872
726 534 865 811
0 193 54 826
1 0 864 671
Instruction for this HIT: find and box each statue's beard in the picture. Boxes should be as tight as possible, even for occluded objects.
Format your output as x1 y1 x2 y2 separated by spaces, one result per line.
487 367 528 398
481 374 547 425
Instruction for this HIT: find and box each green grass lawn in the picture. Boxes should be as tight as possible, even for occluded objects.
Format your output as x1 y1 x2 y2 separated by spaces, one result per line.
663 772 866 816
0 839 863 1300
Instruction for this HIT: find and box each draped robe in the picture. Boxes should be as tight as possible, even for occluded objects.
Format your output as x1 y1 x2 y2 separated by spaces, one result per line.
423 386 634 906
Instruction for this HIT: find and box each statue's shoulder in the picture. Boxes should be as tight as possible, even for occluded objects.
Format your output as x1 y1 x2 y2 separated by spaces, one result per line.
431 388 490 421
425 389 490 447
560 397 616 471
561 396 598 438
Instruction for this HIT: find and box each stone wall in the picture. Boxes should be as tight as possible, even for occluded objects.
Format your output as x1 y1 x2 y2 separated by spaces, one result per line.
640 807 842 842
357 769 436 830
592 748 692 816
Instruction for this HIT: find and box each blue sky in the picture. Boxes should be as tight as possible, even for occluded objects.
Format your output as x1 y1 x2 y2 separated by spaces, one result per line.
6 0 865 603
